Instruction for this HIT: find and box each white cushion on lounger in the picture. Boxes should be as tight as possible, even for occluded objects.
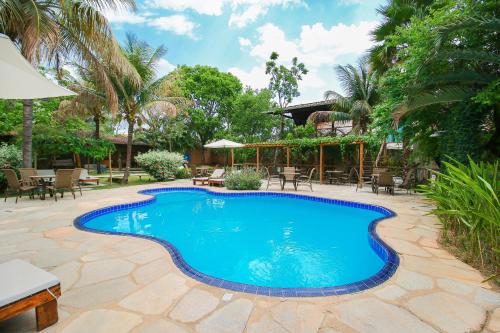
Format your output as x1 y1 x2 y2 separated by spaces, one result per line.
0 259 59 307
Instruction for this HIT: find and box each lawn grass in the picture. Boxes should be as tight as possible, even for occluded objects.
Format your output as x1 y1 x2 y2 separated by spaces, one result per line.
86 175 155 191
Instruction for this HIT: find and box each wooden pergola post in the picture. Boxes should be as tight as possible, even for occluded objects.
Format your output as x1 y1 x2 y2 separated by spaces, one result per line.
256 147 260 171
319 143 324 184
286 147 290 167
231 148 234 167
359 142 364 188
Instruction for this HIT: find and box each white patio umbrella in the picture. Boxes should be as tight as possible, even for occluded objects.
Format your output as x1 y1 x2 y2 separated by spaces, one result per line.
204 139 244 167
0 34 76 99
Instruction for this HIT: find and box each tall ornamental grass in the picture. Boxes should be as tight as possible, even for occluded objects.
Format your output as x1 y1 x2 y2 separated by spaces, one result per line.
420 158 498 280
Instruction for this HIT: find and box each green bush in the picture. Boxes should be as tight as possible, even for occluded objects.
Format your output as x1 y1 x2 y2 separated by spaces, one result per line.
175 167 192 179
225 169 262 190
0 143 22 190
135 150 184 181
420 157 499 281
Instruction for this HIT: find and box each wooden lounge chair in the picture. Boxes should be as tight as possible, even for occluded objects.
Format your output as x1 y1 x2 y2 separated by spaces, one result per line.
1 169 37 203
193 168 224 185
72 168 83 196
0 259 61 331
208 169 226 187
375 172 395 195
264 167 281 190
78 168 100 185
46 169 76 201
296 168 315 191
395 168 416 194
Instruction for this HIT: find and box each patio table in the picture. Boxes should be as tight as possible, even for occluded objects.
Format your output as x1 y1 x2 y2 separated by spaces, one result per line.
325 170 344 184
279 172 301 191
30 175 54 200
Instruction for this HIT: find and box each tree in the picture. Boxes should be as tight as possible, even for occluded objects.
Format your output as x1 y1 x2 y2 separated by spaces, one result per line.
265 52 308 138
0 0 139 167
176 65 242 162
139 109 189 151
309 57 378 134
228 88 278 142
370 0 436 74
113 34 184 184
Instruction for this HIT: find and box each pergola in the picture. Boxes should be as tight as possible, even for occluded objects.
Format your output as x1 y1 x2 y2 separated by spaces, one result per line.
243 140 366 186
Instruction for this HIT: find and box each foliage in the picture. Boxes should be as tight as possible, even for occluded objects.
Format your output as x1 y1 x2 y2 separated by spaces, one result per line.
371 0 499 163
225 169 262 190
135 150 184 181
113 34 186 183
175 167 192 179
266 52 308 137
139 109 189 151
310 57 378 134
175 65 242 152
227 88 278 142
0 143 22 189
420 157 499 281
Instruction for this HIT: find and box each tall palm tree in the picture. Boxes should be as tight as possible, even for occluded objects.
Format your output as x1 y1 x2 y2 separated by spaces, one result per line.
0 0 140 167
370 0 435 74
309 57 378 134
113 34 187 184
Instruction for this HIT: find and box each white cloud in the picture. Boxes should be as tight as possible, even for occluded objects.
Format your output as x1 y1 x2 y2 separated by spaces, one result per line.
147 15 198 38
238 37 252 47
248 21 377 67
156 58 176 77
228 65 268 90
145 0 226 15
228 0 305 28
103 8 147 24
229 4 268 28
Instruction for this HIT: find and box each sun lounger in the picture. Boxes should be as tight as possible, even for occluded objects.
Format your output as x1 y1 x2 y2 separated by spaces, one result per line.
0 259 61 331
193 168 224 185
79 168 100 185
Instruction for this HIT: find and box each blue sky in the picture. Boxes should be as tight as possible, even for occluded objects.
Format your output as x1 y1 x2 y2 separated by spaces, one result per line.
105 0 383 104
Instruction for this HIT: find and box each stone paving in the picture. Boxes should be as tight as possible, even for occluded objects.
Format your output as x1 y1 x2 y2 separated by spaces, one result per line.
0 180 498 333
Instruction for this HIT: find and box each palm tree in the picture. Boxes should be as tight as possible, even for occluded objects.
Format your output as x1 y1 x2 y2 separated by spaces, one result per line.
113 34 186 184
309 57 378 134
0 0 140 167
370 0 435 73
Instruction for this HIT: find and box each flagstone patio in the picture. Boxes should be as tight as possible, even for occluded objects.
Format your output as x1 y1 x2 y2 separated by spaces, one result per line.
0 180 498 333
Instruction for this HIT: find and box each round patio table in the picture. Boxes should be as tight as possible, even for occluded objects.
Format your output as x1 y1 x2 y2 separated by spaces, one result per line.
325 170 344 184
30 175 54 200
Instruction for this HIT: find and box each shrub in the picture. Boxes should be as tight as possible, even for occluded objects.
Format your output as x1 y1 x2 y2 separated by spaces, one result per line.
175 167 192 179
225 169 262 190
135 150 184 181
420 157 499 282
0 144 22 190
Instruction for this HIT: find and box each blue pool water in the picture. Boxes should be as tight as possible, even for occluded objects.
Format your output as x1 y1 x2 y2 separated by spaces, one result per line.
81 190 391 289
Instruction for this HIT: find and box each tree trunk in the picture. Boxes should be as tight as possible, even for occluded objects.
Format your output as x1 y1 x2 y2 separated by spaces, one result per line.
374 140 386 167
94 115 102 174
22 99 34 167
200 146 205 164
122 120 134 184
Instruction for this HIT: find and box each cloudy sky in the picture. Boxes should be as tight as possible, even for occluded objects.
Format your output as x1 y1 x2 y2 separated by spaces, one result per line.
106 0 383 104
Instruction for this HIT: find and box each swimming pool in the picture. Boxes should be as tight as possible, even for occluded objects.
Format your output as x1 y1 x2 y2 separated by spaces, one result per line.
75 188 399 297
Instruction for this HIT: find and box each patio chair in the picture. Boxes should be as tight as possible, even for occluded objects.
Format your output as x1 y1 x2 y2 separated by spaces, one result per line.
46 169 76 201
296 168 315 191
79 168 100 185
375 172 395 195
1 169 37 203
264 166 281 190
281 167 298 191
193 168 224 185
208 169 226 187
0 259 61 331
19 168 38 186
72 168 83 196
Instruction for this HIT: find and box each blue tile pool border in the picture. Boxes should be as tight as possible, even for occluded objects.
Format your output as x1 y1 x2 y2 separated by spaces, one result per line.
73 187 399 297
